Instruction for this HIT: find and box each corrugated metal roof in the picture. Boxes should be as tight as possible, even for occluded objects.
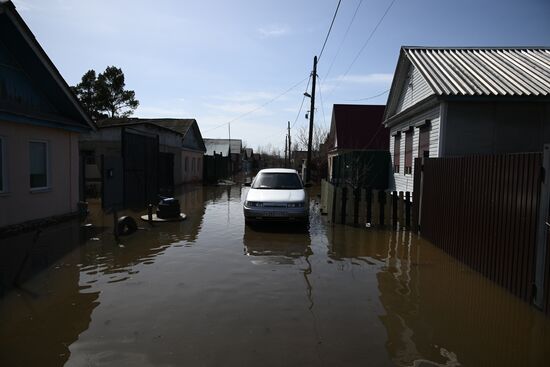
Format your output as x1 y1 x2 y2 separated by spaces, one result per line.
404 47 550 97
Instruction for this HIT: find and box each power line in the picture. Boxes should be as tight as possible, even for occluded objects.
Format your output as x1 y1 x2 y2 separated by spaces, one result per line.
323 0 364 80
318 0 342 62
290 75 312 130
202 76 310 134
317 77 327 129
347 88 390 102
328 0 397 97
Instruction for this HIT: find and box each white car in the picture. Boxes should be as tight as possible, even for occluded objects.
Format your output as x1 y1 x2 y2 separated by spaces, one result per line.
243 168 309 224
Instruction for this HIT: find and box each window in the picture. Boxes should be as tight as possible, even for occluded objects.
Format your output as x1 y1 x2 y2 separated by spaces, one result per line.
404 128 413 175
29 141 49 189
417 121 431 158
185 156 189 172
393 133 401 173
192 157 196 172
0 137 6 193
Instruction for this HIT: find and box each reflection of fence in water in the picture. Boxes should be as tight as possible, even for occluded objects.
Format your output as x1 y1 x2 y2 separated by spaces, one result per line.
322 180 414 228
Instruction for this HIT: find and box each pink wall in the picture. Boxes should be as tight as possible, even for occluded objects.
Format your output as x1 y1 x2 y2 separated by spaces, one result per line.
180 150 203 184
0 120 80 227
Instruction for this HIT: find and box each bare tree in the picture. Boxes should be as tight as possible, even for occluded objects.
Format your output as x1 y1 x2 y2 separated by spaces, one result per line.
294 125 328 154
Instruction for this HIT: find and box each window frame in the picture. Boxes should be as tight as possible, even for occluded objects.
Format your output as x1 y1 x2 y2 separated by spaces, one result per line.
393 133 401 173
29 140 50 191
404 128 413 175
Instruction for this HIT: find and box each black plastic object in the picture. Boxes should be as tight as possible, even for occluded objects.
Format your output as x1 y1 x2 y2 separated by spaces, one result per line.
117 216 137 236
157 197 181 219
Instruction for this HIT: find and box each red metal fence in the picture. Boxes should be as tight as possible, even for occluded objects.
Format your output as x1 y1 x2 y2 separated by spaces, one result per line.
416 153 544 306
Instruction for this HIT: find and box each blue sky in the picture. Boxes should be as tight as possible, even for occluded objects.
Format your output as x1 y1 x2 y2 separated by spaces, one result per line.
13 0 550 151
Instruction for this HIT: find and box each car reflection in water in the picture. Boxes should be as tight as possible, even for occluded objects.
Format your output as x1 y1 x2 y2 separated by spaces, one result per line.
243 222 312 265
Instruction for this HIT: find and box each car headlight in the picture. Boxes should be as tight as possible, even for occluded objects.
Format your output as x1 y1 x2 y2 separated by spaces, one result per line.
245 201 263 207
287 202 305 208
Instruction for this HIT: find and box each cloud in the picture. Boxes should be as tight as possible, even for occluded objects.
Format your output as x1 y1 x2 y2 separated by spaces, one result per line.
257 24 290 38
329 73 394 84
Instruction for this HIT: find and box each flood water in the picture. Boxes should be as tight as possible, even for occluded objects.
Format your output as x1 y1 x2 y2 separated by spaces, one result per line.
1 184 550 366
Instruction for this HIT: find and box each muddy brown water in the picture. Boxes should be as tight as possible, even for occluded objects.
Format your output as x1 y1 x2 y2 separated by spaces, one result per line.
1 184 550 366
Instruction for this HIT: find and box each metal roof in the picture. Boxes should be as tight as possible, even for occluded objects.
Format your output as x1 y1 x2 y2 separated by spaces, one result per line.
328 104 388 152
404 47 550 97
203 138 242 154
204 141 230 157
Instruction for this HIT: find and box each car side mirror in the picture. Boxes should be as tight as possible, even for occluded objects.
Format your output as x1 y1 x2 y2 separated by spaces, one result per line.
244 182 251 187
304 183 312 188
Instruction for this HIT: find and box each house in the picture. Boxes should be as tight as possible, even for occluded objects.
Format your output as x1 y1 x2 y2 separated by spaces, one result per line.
0 1 95 228
204 138 242 173
327 104 390 189
146 118 206 183
203 139 231 182
383 46 550 193
79 118 206 207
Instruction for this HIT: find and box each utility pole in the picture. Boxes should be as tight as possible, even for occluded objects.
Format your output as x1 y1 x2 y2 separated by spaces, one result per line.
306 55 317 184
284 134 288 167
287 121 291 169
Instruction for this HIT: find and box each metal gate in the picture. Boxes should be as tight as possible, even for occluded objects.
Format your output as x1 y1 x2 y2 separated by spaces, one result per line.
122 129 159 208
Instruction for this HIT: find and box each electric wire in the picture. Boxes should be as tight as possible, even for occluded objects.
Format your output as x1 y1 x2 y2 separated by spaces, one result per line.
290 75 312 130
327 0 397 97
347 88 390 102
202 76 310 134
323 0 364 80
318 0 342 62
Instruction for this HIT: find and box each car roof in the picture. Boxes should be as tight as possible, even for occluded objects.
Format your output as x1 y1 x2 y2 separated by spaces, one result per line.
257 168 298 174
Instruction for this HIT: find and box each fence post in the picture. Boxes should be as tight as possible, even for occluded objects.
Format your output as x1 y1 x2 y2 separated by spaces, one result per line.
392 191 398 228
358 189 367 226
534 144 550 309
372 190 380 226
398 191 404 227
334 186 342 224
417 156 425 232
366 189 373 225
383 191 391 226
405 192 411 228
345 187 355 225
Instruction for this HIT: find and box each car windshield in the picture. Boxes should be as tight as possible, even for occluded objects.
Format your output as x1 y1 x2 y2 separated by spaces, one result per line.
252 173 303 190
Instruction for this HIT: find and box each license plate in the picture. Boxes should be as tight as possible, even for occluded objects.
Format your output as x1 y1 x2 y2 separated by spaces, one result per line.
264 211 287 217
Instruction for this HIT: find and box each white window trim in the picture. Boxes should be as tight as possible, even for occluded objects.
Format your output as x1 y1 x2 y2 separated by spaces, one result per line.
29 140 51 192
0 136 7 194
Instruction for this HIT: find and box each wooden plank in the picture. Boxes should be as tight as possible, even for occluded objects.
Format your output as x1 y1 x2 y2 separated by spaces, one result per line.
392 191 398 228
372 190 380 226
398 191 404 227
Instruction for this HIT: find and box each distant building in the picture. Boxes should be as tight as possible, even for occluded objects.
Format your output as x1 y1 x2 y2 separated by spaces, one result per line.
326 104 390 189
204 138 242 173
383 46 550 193
203 139 231 182
79 118 206 207
0 1 95 228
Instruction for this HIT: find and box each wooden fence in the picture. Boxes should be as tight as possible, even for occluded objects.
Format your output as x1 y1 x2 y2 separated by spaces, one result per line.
415 152 550 314
321 180 414 228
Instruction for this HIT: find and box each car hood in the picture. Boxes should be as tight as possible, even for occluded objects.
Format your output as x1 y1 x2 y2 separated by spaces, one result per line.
246 189 306 203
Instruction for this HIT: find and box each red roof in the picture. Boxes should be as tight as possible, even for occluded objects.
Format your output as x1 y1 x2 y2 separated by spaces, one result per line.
328 104 388 151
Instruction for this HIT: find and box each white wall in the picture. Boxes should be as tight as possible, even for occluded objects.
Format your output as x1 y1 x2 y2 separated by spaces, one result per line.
0 120 80 227
389 106 440 193
394 64 434 115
